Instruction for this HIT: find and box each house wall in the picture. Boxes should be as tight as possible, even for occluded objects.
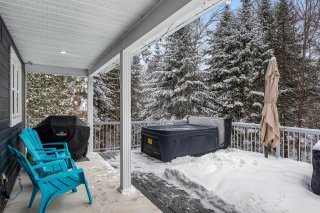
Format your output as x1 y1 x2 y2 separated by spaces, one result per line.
0 17 25 212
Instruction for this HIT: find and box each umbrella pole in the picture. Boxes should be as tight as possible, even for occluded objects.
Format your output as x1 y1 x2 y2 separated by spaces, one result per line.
264 145 268 158
263 62 269 159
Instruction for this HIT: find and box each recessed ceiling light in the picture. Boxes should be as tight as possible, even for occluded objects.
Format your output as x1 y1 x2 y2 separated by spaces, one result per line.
60 51 67 54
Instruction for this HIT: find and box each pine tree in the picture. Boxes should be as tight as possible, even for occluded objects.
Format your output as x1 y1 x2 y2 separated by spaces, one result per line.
274 0 300 126
94 68 120 121
206 0 269 122
142 42 168 120
206 5 241 119
143 23 212 120
165 24 212 119
258 0 275 50
93 74 114 122
131 55 144 120
233 0 271 122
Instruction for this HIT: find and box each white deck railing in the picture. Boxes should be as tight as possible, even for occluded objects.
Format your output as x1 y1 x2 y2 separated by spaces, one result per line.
93 120 187 152
232 122 320 163
26 118 320 163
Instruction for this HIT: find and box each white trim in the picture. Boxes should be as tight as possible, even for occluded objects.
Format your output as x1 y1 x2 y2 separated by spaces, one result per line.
10 46 23 127
25 64 88 77
88 0 222 75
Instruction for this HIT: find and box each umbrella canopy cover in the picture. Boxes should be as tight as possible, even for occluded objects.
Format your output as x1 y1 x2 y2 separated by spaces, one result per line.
260 57 280 148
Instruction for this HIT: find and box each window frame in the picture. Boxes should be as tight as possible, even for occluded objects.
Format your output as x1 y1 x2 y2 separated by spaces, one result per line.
10 46 22 127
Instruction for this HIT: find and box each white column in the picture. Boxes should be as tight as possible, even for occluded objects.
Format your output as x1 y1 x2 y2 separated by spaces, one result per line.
118 49 132 194
87 76 94 153
24 70 28 128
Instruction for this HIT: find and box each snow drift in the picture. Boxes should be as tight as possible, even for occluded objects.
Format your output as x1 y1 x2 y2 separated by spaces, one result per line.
108 149 320 213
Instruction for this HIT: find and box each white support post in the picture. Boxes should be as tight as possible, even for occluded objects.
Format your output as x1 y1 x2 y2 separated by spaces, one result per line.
87 76 94 153
118 49 132 194
24 70 28 128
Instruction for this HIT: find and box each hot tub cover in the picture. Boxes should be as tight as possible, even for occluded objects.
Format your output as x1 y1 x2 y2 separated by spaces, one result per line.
34 115 90 160
141 124 219 162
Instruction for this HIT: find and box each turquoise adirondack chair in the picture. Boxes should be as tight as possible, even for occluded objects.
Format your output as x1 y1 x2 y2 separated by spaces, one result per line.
8 145 92 213
19 128 77 177
21 128 70 157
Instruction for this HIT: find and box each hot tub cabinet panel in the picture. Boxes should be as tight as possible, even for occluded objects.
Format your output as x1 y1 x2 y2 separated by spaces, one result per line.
141 125 219 162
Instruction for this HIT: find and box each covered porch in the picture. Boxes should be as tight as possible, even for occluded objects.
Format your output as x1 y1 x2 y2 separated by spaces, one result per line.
1 0 320 212
0 0 226 212
4 152 160 213
1 0 223 193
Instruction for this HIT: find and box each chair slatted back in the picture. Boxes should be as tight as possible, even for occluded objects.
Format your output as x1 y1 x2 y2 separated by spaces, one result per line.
25 128 43 149
7 145 39 182
20 129 42 160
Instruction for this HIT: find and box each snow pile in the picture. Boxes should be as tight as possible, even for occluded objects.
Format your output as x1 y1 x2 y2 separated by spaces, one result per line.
313 141 320 151
165 149 319 213
108 149 319 213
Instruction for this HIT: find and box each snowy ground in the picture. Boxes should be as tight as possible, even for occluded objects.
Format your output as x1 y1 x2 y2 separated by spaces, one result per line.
108 148 320 213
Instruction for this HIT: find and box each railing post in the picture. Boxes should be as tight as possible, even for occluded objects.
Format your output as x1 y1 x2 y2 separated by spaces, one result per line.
118 49 132 194
87 75 94 152
276 144 280 158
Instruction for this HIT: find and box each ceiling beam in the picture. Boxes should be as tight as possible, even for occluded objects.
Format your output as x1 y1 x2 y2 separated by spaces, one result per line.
25 64 88 77
88 0 223 76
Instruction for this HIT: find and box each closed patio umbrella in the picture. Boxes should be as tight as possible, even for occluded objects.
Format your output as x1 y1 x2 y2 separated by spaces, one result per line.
260 57 280 149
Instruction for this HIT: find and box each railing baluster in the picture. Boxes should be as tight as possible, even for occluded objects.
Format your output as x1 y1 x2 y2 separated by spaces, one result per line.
298 132 301 161
237 127 239 149
98 125 101 150
304 134 307 162
93 125 96 150
287 130 290 159
250 129 252 151
282 129 284 158
254 128 257 152
292 131 295 160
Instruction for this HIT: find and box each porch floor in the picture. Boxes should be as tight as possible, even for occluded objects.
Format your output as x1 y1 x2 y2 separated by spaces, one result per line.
99 152 216 213
4 152 160 213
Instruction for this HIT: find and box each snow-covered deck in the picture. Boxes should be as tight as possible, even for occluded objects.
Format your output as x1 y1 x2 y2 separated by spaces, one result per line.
106 149 320 213
4 153 160 213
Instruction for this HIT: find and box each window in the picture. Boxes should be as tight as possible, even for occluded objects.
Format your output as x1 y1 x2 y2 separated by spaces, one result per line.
10 46 22 127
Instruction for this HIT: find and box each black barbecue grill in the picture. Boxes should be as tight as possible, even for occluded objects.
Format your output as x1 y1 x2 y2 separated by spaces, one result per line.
34 115 90 161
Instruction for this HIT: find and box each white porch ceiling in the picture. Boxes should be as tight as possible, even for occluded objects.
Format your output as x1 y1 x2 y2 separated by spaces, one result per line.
0 0 224 76
0 0 161 69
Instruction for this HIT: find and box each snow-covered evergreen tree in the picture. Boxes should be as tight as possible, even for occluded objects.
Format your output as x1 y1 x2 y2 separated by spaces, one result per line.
166 24 212 119
94 68 120 121
273 0 300 126
142 42 168 120
144 24 212 120
206 5 241 119
258 0 275 50
235 0 272 122
27 73 87 119
206 1 270 122
131 55 144 120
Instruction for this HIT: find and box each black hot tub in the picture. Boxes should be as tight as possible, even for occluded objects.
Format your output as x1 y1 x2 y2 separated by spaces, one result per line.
141 124 219 162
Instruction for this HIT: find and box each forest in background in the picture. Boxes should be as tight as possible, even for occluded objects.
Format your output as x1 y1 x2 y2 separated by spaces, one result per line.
27 0 320 129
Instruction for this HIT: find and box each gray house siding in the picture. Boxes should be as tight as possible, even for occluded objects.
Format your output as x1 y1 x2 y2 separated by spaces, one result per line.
0 16 25 212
